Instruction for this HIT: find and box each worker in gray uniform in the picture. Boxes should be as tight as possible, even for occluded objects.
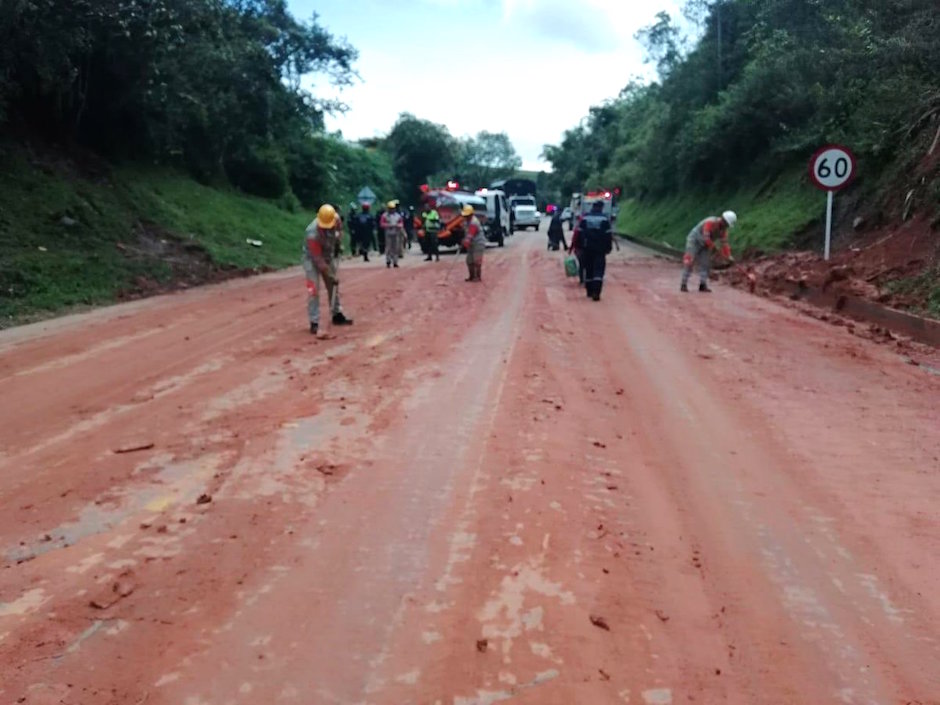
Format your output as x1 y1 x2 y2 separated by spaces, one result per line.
303 204 353 334
681 211 736 292
461 204 487 282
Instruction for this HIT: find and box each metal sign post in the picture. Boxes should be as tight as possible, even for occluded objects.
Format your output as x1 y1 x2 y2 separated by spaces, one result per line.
809 144 857 261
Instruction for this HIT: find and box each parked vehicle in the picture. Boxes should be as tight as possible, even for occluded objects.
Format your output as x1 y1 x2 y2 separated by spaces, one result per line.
423 189 488 249
509 195 540 232
475 188 510 246
569 191 613 229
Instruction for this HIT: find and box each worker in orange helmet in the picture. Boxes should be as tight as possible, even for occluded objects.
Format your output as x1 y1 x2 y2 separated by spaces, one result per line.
461 204 486 282
680 210 737 293
303 204 353 335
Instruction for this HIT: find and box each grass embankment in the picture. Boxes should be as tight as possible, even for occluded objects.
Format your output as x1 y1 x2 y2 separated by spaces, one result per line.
0 149 313 324
616 168 820 254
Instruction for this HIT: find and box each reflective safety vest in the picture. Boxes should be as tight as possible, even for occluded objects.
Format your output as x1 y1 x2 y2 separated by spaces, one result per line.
423 209 441 233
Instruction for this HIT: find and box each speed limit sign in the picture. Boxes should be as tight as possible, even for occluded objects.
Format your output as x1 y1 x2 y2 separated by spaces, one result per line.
808 144 857 260
809 144 856 191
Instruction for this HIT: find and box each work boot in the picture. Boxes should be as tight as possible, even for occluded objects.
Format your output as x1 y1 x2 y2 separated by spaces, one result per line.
475 264 482 281
332 312 353 326
424 255 432 262
592 293 601 302
386 261 391 269
309 322 318 335
699 282 712 293
394 262 400 268
466 263 475 282
680 283 689 292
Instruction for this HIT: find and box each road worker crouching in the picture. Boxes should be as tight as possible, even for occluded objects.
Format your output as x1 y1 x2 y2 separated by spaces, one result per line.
680 210 737 293
303 204 353 335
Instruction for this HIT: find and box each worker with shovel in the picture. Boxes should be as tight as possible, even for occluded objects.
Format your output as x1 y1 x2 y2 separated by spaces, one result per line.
462 204 486 282
680 211 736 292
303 204 353 335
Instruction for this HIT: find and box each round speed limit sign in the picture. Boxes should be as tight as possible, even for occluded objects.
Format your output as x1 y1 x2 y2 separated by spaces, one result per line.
809 144 856 191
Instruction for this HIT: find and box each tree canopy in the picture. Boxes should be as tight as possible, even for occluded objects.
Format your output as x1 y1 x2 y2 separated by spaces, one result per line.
0 2 526 209
542 0 940 202
455 131 523 191
0 0 357 200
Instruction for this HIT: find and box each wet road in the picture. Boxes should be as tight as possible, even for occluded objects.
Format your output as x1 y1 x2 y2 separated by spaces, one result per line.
1 229 938 704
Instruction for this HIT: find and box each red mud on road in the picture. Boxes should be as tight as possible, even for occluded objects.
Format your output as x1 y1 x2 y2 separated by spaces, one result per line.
1 234 938 704
723 215 939 314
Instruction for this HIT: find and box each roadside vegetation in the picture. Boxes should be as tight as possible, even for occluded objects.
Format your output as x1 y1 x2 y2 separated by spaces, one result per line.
542 0 939 254
0 1 522 323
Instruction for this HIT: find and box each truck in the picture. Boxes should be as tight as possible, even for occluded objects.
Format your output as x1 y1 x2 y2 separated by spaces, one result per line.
418 188 492 250
569 191 613 230
475 188 510 246
508 194 540 232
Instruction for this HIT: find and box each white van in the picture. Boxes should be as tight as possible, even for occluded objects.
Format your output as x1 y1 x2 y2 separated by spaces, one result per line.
475 189 510 247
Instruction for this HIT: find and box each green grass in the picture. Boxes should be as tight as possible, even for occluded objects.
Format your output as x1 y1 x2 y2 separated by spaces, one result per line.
0 149 313 323
615 168 822 254
884 266 940 318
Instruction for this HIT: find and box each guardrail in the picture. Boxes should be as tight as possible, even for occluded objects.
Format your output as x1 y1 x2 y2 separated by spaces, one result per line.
614 231 682 259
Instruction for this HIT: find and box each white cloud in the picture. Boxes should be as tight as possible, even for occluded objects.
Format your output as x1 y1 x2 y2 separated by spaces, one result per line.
302 0 683 170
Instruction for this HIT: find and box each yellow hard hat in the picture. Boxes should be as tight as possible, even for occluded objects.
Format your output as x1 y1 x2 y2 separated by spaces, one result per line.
461 204 474 216
386 200 397 210
316 204 338 229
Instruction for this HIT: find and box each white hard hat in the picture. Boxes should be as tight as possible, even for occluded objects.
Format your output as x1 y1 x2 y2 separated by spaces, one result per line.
722 210 738 228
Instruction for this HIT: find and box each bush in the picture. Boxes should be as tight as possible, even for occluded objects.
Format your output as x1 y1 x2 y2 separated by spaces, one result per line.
224 142 289 199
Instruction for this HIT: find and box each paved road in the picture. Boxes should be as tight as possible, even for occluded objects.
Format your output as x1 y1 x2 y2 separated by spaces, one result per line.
1 229 938 705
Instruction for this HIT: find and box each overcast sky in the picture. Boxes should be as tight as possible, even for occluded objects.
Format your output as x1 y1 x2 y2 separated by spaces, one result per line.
290 0 684 171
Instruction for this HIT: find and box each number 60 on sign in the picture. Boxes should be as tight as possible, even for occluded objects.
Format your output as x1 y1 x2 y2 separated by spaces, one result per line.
808 144 856 260
810 145 856 192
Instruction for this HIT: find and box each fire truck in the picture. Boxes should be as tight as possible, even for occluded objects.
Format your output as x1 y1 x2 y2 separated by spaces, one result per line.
417 182 506 249
569 190 614 230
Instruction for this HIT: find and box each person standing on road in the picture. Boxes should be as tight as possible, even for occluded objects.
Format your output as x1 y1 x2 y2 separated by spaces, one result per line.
680 211 736 293
303 204 353 335
375 204 386 256
380 200 405 269
577 200 613 301
403 205 416 250
462 204 486 282
352 203 376 262
547 208 568 251
568 214 586 286
422 203 441 262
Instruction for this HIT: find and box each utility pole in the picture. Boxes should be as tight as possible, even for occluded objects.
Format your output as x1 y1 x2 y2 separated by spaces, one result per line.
716 0 723 91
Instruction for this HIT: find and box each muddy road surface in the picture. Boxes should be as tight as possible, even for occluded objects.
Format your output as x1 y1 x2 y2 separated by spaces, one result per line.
1 231 938 705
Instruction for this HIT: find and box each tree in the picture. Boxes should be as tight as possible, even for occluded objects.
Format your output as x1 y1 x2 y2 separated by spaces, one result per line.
544 0 940 206
0 0 357 199
384 113 456 204
636 11 682 79
455 131 522 190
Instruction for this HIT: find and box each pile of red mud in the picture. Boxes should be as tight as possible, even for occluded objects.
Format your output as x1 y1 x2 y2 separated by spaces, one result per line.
721 216 938 315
